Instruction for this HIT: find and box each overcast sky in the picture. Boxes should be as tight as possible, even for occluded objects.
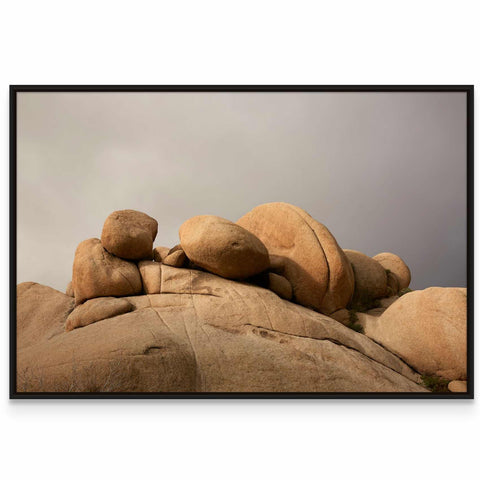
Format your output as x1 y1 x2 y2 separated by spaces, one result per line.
16 91 467 292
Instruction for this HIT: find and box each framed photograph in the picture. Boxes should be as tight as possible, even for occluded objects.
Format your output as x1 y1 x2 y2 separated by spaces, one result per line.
10 85 473 399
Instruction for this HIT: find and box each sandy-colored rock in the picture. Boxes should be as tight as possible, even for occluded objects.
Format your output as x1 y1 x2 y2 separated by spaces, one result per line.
179 215 269 280
66 282 74 297
17 267 427 393
448 380 467 393
153 246 171 263
328 308 351 327
17 282 75 350
268 254 286 274
237 203 354 314
358 287 467 380
138 260 162 294
163 245 188 268
373 252 411 290
72 238 142 305
268 273 292 300
65 297 133 332
344 250 388 306
101 209 158 260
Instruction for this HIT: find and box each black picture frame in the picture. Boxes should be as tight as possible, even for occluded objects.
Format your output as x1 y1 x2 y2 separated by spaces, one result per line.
9 85 474 399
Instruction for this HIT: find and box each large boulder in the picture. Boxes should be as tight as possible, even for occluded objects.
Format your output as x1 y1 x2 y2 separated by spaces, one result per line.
17 266 427 393
72 238 142 305
101 210 158 260
358 287 467 380
65 297 133 332
372 252 411 290
237 202 354 314
17 282 75 350
179 215 269 280
344 249 388 306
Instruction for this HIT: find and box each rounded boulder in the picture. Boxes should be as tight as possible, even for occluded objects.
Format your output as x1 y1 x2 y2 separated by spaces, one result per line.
237 202 354 314
179 215 269 280
344 249 388 306
360 287 467 380
373 252 411 290
101 209 158 260
65 297 133 332
72 238 142 305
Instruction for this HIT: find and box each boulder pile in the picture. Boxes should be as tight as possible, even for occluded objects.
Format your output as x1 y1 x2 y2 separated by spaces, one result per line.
16 203 468 393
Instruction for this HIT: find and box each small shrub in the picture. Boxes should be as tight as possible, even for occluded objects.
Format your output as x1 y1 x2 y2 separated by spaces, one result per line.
346 309 364 333
349 322 364 333
421 375 450 393
350 294 381 312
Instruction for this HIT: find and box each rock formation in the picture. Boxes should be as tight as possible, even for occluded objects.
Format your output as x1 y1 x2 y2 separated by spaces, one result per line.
17 267 427 393
358 287 467 380
237 202 354 314
16 204 468 394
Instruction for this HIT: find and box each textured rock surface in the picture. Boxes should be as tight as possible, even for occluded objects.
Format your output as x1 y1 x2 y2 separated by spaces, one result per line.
153 246 170 263
237 202 354 314
101 210 158 260
163 245 188 268
358 287 467 380
268 273 293 300
17 267 426 393
65 297 133 332
344 249 388 305
72 238 142 305
138 260 162 294
179 215 269 279
328 309 351 327
66 282 74 297
373 252 411 290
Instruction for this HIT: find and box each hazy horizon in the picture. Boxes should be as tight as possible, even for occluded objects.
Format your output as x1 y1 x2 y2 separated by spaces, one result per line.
16 91 467 292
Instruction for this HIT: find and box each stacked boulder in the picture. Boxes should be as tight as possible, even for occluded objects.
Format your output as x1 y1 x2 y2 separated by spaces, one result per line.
69 204 415 320
373 252 411 294
237 202 355 314
69 209 277 314
179 215 270 280
72 210 158 305
18 201 467 393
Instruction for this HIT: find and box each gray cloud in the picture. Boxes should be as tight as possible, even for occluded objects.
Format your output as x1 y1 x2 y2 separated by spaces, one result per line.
17 91 467 291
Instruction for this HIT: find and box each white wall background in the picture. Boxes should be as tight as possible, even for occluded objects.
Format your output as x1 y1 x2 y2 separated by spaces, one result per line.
1 2 478 480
